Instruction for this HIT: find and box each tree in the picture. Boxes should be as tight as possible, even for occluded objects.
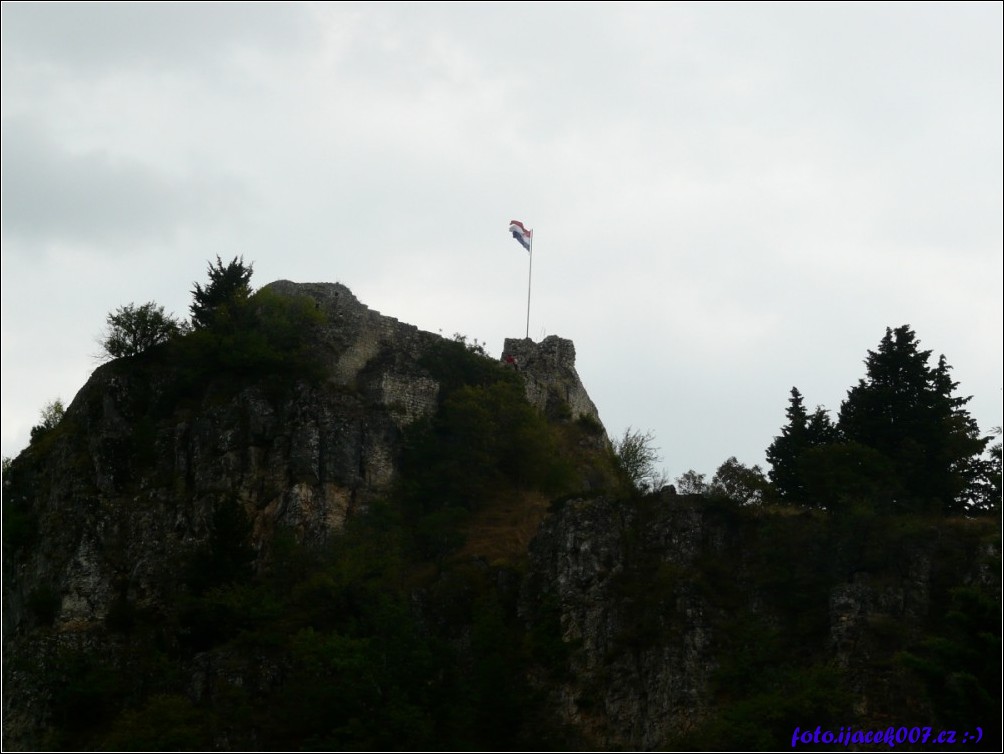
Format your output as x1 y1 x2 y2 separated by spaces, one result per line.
709 456 771 506
837 325 988 513
967 427 1002 515
613 427 667 494
189 255 254 329
798 441 901 513
100 302 183 359
674 470 707 496
765 388 838 503
29 398 65 443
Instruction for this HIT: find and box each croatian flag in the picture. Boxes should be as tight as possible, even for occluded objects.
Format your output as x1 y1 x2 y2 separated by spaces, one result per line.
509 220 532 252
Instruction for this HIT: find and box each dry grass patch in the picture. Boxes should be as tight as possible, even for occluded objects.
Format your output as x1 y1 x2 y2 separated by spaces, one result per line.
456 490 552 566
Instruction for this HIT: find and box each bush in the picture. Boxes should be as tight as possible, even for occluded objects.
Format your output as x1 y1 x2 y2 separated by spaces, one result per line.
709 456 772 505
29 398 64 444
613 427 667 494
399 380 572 514
100 302 183 360
172 287 325 387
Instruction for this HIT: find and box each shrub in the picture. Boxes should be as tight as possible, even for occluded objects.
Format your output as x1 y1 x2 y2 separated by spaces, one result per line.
100 302 183 360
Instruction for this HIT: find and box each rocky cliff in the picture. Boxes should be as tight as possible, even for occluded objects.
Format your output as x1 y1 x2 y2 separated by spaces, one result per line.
522 492 1000 749
501 336 604 429
2 281 999 751
2 280 617 749
2 281 605 634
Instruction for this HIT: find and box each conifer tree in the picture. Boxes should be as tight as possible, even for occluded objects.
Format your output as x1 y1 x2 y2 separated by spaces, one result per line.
837 325 987 513
190 255 254 330
766 388 838 503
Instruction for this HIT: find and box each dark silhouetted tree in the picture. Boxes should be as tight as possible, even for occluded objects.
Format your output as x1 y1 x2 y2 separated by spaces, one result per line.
765 388 839 503
709 456 771 505
967 427 1002 515
837 325 987 513
190 255 254 330
29 398 65 444
100 302 182 360
674 469 707 496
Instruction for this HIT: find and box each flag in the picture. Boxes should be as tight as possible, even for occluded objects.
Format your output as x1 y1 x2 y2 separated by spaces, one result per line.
509 220 532 252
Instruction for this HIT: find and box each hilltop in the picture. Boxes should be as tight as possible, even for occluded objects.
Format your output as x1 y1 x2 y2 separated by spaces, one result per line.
2 277 999 751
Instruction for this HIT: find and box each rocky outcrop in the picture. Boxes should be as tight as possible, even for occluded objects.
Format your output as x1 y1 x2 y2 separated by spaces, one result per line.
521 494 1000 749
521 495 724 749
502 336 604 432
4 280 999 751
2 281 605 640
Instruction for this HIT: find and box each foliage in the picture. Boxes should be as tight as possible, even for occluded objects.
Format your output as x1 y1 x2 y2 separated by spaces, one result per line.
399 380 573 520
897 586 1001 750
798 441 902 513
401 328 581 557
173 286 326 387
709 456 771 505
419 331 512 398
766 326 992 515
100 695 210 751
99 301 184 360
450 331 489 358
672 662 853 750
49 498 565 751
765 388 838 503
967 429 1001 515
14 449 1002 752
189 255 254 329
674 469 707 495
612 426 667 494
45 648 132 747
29 398 65 444
838 326 987 513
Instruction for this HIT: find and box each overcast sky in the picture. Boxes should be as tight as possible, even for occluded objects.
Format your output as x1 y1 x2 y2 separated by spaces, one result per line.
3 2 1002 483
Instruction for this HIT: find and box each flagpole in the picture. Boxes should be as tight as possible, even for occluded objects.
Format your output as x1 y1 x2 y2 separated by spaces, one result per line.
526 234 533 339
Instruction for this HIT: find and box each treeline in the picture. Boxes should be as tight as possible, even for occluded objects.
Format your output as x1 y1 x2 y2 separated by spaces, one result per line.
667 325 1000 516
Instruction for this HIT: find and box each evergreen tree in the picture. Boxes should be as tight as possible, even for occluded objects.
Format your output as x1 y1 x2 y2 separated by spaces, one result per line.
965 427 1001 515
190 256 254 330
837 325 987 513
766 388 838 503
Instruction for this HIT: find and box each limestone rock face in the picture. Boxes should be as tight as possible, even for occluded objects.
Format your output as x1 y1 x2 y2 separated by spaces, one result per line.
502 336 604 432
521 496 721 749
521 494 1000 749
3 281 614 748
2 281 606 640
6 280 997 751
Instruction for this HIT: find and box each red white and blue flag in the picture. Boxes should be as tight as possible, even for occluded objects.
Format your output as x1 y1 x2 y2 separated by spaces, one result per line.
508 220 532 252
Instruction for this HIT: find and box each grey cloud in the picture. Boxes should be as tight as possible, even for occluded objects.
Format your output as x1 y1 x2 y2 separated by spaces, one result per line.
1 118 248 252
0 2 313 74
